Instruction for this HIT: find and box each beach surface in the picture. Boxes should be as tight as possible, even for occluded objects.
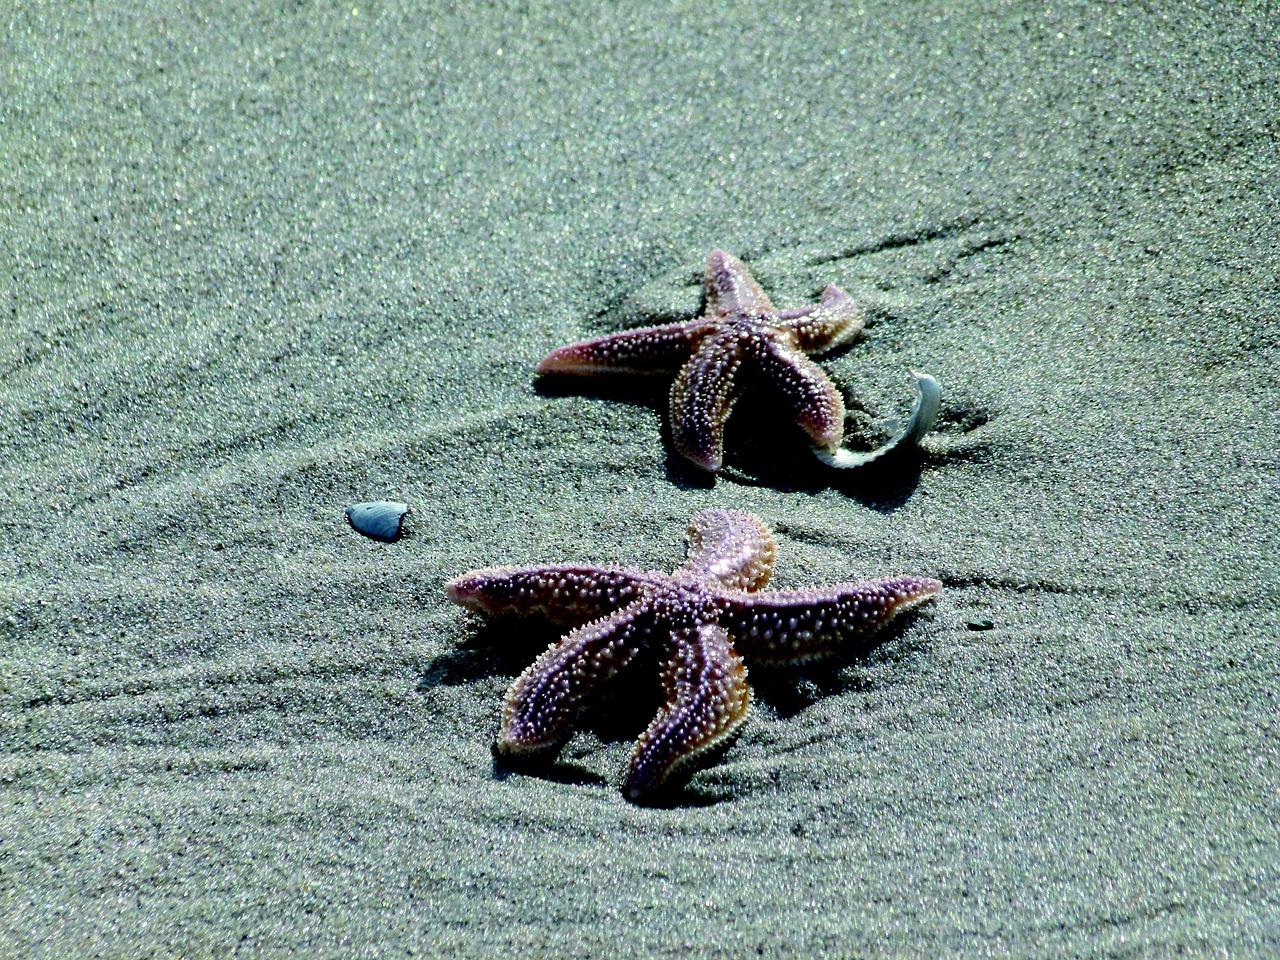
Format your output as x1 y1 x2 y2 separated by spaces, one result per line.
2 2 1277 956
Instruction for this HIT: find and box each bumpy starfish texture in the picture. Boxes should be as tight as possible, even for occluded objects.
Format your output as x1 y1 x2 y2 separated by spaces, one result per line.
445 509 941 801
537 250 866 472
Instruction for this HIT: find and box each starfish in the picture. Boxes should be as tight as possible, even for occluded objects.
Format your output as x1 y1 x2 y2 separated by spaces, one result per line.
537 250 868 472
445 509 941 801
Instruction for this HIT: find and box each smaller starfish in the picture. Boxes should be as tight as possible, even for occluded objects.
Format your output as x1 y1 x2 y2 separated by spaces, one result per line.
537 250 866 472
445 509 941 800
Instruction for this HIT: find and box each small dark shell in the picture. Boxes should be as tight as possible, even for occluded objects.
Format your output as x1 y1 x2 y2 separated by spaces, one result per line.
345 501 410 543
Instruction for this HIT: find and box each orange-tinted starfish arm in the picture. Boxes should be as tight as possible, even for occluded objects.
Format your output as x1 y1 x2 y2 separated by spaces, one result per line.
703 249 775 317
668 334 745 472
776 284 865 355
750 339 847 455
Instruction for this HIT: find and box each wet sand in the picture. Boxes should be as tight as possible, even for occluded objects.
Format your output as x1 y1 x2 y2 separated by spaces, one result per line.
2 2 1277 956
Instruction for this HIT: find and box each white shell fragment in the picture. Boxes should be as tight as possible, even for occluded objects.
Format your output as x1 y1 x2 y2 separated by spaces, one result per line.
345 501 411 542
814 371 941 470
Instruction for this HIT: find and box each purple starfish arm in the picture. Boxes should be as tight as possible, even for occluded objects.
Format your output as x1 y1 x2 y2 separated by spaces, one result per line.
499 601 656 754
749 338 848 455
535 321 711 376
704 249 775 317
776 284 866 355
669 333 745 472
624 623 750 800
678 509 776 592
445 565 650 627
721 575 944 663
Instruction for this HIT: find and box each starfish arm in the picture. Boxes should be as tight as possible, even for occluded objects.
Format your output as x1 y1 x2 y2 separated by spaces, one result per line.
536 321 709 376
748 338 847 454
624 623 751 799
669 334 744 472
776 285 865 355
445 564 650 627
704 249 775 317
499 602 655 754
679 509 777 592
720 575 942 663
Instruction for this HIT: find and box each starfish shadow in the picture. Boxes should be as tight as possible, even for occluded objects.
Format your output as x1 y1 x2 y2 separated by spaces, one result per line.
534 370 670 410
489 751 612 790
715 390 932 509
535 372 716 491
418 618 563 691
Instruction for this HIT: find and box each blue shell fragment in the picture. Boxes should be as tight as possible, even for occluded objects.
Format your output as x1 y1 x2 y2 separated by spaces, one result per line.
346 501 410 543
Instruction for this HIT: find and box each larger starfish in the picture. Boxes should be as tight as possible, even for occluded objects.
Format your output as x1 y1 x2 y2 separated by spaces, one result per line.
445 509 941 801
537 250 867 472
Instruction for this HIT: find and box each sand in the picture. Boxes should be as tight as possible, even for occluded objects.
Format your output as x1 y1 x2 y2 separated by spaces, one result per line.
2 1 1277 956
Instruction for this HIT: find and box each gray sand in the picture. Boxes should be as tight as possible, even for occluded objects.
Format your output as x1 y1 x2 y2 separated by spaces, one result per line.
2 2 1278 956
